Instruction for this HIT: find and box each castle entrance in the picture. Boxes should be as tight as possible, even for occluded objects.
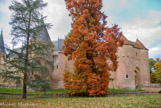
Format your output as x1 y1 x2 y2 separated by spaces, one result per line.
134 67 140 89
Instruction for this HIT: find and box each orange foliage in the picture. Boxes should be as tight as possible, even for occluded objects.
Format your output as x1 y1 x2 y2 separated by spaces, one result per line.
63 0 123 96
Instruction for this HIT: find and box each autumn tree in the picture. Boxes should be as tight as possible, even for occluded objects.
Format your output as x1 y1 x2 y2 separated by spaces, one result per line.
150 73 157 83
156 58 161 62
0 0 53 99
149 58 161 83
63 0 123 96
154 62 161 83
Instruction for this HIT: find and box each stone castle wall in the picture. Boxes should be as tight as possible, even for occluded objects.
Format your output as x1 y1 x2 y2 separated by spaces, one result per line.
51 51 74 89
0 42 54 90
140 83 161 92
0 35 150 90
52 44 150 90
108 45 150 90
0 44 150 90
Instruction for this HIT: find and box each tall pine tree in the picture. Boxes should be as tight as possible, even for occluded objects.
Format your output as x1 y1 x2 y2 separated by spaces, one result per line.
0 0 53 99
63 0 123 96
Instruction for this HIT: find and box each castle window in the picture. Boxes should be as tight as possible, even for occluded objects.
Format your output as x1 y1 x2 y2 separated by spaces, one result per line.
57 65 58 69
136 52 138 57
126 74 128 78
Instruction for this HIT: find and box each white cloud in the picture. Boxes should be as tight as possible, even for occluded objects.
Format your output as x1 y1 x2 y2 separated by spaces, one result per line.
121 0 129 6
2 24 12 47
118 10 161 58
149 10 161 19
43 0 72 41
0 0 12 47
0 0 161 58
1 0 72 44
149 46 161 58
119 10 161 46
0 0 11 23
103 0 132 10
0 0 7 4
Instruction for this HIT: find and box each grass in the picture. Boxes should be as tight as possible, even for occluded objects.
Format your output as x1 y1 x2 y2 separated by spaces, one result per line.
0 88 23 94
0 88 144 95
0 95 160 108
109 89 144 93
0 88 68 95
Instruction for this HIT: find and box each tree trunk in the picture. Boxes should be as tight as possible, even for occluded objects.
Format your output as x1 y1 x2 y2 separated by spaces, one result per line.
22 9 31 99
22 73 27 99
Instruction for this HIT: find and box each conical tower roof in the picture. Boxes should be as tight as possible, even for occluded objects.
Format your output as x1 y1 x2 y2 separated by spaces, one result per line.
35 18 52 43
0 29 5 53
37 26 52 43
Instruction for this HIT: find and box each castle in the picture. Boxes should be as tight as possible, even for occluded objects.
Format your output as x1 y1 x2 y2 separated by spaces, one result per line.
0 28 150 90
51 36 150 90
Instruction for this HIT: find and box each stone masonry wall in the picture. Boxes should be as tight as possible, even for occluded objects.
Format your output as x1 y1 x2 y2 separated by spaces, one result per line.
52 44 150 90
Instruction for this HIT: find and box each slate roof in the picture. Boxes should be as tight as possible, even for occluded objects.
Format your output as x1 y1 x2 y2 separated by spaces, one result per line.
52 38 64 51
120 35 148 50
52 35 148 51
0 29 5 53
8 25 53 58
36 27 52 43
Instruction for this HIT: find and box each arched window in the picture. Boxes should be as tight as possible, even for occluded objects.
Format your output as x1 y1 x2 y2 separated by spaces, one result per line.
126 74 128 78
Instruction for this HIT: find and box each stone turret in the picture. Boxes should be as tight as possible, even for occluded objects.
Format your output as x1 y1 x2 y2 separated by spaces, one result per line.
52 37 64 51
110 35 150 90
31 22 54 90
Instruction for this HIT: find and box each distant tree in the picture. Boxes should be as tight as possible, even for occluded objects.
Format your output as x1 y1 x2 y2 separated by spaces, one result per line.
149 58 156 74
156 58 161 62
150 73 157 83
0 0 53 99
63 0 123 96
154 62 161 83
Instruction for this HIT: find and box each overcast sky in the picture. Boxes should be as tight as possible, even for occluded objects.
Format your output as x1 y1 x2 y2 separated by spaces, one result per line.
0 0 161 59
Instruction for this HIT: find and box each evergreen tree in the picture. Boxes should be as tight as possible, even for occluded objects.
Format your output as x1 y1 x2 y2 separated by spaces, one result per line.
0 0 53 99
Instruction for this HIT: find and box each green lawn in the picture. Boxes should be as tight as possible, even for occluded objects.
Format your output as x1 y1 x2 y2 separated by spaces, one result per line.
0 88 68 95
0 88 144 95
109 89 144 93
0 95 160 108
